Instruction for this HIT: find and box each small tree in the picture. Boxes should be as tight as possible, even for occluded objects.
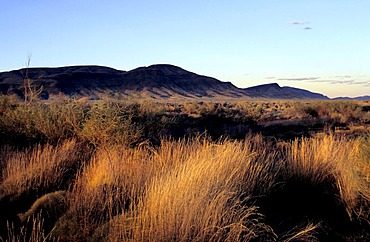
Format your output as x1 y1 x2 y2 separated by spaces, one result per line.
21 55 43 106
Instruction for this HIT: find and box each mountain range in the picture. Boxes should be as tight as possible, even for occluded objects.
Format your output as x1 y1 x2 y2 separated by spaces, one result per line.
0 64 355 100
332 96 370 101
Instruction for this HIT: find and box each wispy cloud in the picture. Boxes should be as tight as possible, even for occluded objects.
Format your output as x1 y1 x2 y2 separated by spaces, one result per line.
309 79 337 83
288 21 313 30
288 21 306 25
353 81 369 85
328 80 370 85
280 75 370 87
335 75 352 79
278 77 319 81
329 80 356 85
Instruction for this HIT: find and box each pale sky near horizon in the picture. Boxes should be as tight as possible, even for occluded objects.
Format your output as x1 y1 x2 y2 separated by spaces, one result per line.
1 0 369 98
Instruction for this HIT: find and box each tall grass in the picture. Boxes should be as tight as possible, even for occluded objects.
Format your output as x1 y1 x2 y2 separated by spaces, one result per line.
284 136 369 220
0 139 84 241
52 144 157 241
5 213 48 242
1 135 369 241
0 139 81 201
105 137 274 241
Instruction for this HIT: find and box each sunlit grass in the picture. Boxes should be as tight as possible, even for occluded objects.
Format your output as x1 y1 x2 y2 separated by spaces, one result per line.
0 139 81 201
284 135 369 220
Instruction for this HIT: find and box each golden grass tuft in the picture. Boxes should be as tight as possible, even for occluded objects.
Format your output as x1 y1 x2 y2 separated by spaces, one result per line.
0 139 81 201
284 135 370 220
280 222 321 242
53 143 161 240
108 137 276 241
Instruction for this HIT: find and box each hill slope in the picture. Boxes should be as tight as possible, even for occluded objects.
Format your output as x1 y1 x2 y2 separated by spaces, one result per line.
0 64 328 100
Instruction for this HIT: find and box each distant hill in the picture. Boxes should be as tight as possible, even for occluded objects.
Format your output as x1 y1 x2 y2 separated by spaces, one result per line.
0 64 330 100
332 96 370 101
243 83 329 100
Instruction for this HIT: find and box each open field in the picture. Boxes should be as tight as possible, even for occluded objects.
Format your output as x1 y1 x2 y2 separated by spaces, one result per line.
0 96 369 241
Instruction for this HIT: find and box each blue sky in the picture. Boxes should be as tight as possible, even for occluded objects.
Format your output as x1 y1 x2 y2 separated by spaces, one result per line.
1 0 369 97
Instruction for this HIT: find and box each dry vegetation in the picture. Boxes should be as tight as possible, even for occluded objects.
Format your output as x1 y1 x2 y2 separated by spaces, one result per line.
0 96 369 241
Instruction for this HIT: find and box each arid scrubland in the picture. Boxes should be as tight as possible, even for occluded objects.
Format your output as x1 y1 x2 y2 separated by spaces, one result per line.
0 96 369 241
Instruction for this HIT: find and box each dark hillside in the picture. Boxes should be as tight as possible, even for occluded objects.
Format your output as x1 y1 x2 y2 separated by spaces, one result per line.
0 64 330 100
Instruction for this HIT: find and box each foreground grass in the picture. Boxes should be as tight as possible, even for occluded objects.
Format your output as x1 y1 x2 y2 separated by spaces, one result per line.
0 135 369 241
0 97 369 241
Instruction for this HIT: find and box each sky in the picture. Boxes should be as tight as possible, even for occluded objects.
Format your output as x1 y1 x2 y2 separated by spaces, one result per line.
1 0 370 98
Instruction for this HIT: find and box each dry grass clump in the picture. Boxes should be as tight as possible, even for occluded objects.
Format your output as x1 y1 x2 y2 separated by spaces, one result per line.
285 136 369 219
0 139 85 241
52 143 161 241
53 138 221 241
107 137 277 241
360 136 370 183
266 135 370 240
0 139 81 201
279 222 321 242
